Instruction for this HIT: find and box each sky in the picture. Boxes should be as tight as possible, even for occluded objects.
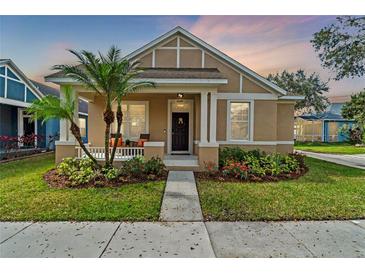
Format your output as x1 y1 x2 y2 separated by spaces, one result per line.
0 15 363 97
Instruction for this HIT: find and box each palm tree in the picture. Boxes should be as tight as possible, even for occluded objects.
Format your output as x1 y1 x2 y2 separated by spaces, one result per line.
109 60 155 165
27 86 98 166
53 46 122 167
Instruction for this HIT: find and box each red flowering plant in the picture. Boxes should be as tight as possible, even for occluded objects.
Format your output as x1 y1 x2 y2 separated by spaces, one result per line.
222 160 250 180
0 135 19 151
19 134 43 148
203 161 219 176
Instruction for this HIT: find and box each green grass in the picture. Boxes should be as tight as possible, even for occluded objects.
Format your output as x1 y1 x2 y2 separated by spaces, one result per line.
0 154 165 221
198 157 365 221
295 142 365 154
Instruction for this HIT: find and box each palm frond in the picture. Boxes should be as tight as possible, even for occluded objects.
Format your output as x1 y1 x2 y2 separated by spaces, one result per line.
26 86 76 124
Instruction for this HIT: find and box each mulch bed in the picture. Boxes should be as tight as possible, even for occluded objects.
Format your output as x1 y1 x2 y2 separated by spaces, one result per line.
44 169 168 189
195 166 308 183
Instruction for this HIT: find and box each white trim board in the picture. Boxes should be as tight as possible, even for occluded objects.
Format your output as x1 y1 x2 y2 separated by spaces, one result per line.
0 97 31 108
217 141 294 145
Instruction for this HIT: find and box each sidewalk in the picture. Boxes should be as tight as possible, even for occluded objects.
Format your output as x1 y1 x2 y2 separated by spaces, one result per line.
296 150 365 170
159 171 203 221
1 220 364 257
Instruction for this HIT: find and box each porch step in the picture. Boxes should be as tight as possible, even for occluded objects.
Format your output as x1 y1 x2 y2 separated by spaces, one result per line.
163 155 200 171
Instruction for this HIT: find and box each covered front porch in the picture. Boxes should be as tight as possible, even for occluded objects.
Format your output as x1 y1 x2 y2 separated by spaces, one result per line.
55 76 224 170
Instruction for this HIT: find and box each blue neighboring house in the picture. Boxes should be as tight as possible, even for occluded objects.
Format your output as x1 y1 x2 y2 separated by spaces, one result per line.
0 59 88 153
295 96 355 142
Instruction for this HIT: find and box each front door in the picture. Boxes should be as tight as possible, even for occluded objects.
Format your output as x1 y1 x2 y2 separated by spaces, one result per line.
172 112 189 152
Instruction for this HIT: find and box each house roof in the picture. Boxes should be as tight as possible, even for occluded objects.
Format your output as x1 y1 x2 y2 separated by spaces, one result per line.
46 67 226 80
1 59 88 115
0 59 43 98
328 95 352 104
45 26 289 96
297 105 353 121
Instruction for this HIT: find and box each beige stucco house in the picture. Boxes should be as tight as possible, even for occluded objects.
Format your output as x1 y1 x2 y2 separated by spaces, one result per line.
45 26 303 170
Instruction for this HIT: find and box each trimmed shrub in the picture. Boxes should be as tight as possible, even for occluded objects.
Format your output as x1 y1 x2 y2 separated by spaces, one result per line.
216 148 305 181
144 157 166 176
57 157 97 186
120 156 166 177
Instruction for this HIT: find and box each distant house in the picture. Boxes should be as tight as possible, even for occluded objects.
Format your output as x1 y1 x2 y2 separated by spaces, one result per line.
0 59 88 155
294 96 355 142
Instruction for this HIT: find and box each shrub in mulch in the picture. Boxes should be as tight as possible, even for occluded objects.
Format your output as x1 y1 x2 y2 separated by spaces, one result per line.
44 156 167 189
195 148 308 183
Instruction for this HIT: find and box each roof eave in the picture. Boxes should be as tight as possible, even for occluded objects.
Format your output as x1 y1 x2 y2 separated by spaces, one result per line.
45 77 228 86
279 95 305 100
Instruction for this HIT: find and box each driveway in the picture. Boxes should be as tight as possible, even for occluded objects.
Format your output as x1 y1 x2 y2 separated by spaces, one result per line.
1 220 364 257
296 150 365 170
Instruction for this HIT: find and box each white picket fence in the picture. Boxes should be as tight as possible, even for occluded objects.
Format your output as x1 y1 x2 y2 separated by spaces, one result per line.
76 146 144 161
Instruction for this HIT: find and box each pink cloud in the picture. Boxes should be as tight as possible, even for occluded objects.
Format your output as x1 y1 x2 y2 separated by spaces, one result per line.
189 16 317 44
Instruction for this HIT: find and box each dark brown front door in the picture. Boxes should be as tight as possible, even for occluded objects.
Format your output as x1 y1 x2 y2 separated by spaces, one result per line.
172 112 189 151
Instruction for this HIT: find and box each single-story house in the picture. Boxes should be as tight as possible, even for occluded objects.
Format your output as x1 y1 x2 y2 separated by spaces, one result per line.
45 26 303 169
294 96 355 142
0 59 88 158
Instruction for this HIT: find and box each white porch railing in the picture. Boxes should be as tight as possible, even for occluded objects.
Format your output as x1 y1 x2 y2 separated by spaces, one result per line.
76 147 144 161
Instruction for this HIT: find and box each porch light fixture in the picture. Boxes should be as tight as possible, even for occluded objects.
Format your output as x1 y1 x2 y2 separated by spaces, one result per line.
177 93 184 99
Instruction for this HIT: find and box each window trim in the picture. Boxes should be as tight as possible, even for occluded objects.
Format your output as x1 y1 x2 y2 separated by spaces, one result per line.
112 100 149 141
226 100 254 141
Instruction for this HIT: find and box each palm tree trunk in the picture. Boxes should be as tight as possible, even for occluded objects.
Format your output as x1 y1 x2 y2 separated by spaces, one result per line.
110 104 123 165
103 106 114 168
69 121 100 167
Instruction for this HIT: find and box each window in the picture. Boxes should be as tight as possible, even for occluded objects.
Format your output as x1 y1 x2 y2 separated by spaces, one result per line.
228 102 250 141
112 101 148 140
7 79 25 101
79 117 87 138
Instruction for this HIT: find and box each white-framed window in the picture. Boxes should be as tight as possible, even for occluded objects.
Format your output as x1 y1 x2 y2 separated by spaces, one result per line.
112 101 149 140
227 101 252 141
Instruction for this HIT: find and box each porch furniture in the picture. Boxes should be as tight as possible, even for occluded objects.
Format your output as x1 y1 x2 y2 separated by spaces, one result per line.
109 134 123 147
137 133 150 147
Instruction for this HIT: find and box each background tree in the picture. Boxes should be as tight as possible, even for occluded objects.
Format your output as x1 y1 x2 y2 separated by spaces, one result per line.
267 69 329 114
341 90 365 143
311 16 365 80
27 86 98 165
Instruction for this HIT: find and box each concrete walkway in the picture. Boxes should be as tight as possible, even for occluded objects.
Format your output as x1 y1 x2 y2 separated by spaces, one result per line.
159 171 203 221
1 220 364 257
296 150 365 170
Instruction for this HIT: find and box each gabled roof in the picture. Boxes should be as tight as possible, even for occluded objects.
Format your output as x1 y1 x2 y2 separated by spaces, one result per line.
1 59 88 114
125 26 287 96
0 59 43 98
45 26 288 96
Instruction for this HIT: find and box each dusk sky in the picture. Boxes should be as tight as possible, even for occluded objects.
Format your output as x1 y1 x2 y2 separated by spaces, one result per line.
0 15 363 96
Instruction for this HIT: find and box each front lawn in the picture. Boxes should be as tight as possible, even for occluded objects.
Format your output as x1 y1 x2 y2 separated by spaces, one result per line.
294 142 365 154
198 157 365 221
0 154 165 221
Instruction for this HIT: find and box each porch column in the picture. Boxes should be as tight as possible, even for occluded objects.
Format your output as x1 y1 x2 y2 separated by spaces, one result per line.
68 91 79 142
209 92 217 143
55 88 78 164
200 90 208 144
59 90 68 141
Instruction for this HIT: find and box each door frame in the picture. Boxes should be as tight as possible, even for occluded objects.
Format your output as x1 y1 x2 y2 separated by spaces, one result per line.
18 108 37 147
167 99 193 155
